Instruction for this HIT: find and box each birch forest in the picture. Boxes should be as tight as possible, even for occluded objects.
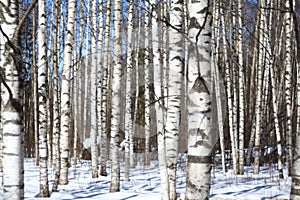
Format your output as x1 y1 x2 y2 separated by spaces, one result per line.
0 0 300 199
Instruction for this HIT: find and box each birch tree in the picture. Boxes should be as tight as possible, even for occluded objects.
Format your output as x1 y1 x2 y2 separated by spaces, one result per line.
253 0 265 174
151 0 169 198
185 0 213 199
212 0 226 174
291 0 300 197
144 0 151 167
237 0 244 175
124 0 135 181
52 0 62 192
292 77 300 198
90 0 99 178
284 0 293 174
0 0 25 198
164 0 184 198
109 0 123 192
59 0 76 185
37 0 49 195
100 0 112 177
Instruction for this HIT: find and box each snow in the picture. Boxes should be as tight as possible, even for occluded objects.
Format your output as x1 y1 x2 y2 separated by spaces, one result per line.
0 156 291 199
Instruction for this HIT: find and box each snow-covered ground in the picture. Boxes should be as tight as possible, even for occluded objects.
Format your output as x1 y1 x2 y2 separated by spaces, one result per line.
0 156 291 199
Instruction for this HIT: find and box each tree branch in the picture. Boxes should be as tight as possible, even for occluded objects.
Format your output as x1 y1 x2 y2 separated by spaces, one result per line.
14 0 38 38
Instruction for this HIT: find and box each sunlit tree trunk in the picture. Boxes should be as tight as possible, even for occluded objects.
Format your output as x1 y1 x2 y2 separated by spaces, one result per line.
131 4 141 169
59 0 76 185
265 0 283 179
269 66 284 178
37 0 50 195
222 1 237 173
109 0 123 192
124 0 135 181
0 0 24 198
291 56 300 196
52 0 61 192
284 0 293 175
212 0 226 174
164 0 183 199
32 6 39 167
96 0 104 168
185 0 213 199
229 0 240 175
253 0 265 174
144 0 151 167
151 0 169 199
237 0 244 175
90 0 99 178
100 0 111 177
246 11 259 166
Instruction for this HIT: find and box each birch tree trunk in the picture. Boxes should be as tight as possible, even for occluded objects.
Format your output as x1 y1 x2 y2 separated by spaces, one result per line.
237 0 244 175
109 0 123 192
59 0 76 185
269 66 284 178
124 0 135 181
144 0 151 167
265 0 283 179
96 0 104 168
32 6 39 167
100 0 112 177
253 0 265 174
185 0 213 199
221 1 237 173
291 0 300 197
246 11 260 166
52 0 61 192
0 0 24 198
37 0 50 195
90 0 99 178
284 0 293 175
151 0 169 199
230 0 240 175
164 0 184 199
291 47 300 198
212 0 226 174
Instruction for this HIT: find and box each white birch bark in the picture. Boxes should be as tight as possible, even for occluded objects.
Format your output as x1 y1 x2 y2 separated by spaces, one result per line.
253 0 265 174
32 6 39 167
291 29 300 200
237 0 244 175
269 66 284 178
59 0 76 185
185 0 213 199
212 0 226 174
265 0 283 179
246 12 260 166
52 0 61 192
144 0 151 167
284 0 293 175
0 0 24 198
221 2 237 173
90 0 99 178
124 0 135 181
230 0 239 175
97 0 104 167
164 0 183 199
37 0 49 195
109 0 122 192
151 1 169 199
131 6 141 169
100 0 111 177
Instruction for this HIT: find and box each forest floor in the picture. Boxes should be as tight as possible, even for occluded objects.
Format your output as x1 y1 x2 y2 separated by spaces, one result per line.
0 154 291 199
